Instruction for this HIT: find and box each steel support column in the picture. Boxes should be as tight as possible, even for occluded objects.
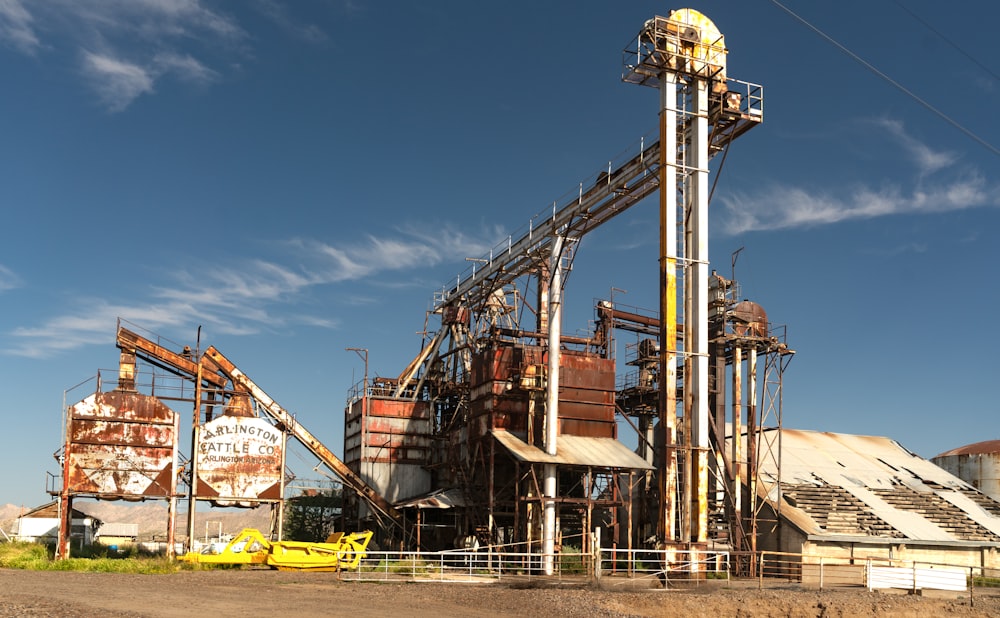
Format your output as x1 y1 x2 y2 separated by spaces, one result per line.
543 234 565 575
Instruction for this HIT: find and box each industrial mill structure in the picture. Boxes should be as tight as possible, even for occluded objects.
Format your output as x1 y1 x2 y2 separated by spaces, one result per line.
339 8 790 573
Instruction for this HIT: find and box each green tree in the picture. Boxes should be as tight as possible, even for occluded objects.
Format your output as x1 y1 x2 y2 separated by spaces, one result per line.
284 488 343 542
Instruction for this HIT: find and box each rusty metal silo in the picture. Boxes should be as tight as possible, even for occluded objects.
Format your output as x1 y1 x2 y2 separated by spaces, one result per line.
933 440 1000 502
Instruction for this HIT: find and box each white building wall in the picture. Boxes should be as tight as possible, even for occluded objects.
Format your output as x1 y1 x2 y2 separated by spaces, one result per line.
15 516 95 544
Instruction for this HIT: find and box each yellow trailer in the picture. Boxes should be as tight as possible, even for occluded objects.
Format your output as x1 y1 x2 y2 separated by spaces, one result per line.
179 528 373 571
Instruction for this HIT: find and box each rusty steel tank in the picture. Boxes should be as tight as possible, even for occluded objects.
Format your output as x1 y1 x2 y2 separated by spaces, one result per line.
731 300 768 338
933 440 1000 502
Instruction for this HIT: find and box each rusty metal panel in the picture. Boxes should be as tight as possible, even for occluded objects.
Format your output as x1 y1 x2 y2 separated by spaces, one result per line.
933 448 1000 505
363 435 420 452
196 415 283 500
492 395 528 415
516 345 545 368
560 418 616 439
558 400 614 422
470 346 516 386
64 391 178 498
367 398 432 420
366 418 433 438
69 419 175 446
441 306 470 326
560 354 616 391
936 440 1000 457
344 397 436 470
559 386 615 406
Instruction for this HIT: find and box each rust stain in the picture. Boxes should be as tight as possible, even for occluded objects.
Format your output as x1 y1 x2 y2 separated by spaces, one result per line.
196 415 283 500
64 391 177 498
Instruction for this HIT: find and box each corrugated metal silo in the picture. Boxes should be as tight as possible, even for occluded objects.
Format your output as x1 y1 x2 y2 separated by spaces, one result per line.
933 440 1000 502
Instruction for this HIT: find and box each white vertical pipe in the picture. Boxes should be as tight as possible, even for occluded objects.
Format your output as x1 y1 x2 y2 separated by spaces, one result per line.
748 346 758 546
691 77 710 544
658 69 679 544
543 234 564 575
732 347 743 530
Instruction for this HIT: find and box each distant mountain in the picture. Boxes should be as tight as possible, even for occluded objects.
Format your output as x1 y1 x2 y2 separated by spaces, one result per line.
0 501 272 542
0 503 27 539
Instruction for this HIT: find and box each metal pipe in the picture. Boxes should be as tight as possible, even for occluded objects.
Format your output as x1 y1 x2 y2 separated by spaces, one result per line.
658 70 679 544
748 347 758 555
492 327 594 347
167 407 179 558
691 77 710 546
543 234 564 575
732 346 743 546
277 429 287 540
56 407 73 559
187 360 204 553
346 347 369 484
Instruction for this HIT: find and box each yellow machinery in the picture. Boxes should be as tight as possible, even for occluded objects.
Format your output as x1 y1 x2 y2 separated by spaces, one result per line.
179 528 373 571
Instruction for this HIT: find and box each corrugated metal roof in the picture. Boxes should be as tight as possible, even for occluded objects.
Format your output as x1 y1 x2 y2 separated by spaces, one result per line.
18 501 101 523
395 488 467 510
493 430 653 470
936 439 1000 458
753 429 1000 545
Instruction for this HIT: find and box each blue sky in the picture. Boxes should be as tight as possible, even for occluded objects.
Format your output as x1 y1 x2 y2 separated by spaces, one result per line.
2 0 998 509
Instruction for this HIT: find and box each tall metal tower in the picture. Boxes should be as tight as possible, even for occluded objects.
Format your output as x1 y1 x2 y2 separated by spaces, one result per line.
623 9 763 554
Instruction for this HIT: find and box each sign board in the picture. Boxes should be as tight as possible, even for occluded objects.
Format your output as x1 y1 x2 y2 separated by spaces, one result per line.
65 391 178 498
196 415 283 500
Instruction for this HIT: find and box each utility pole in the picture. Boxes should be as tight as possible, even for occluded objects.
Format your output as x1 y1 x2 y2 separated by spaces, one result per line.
346 347 369 484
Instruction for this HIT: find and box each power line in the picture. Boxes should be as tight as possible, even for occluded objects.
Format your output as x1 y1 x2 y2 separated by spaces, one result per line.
767 0 1000 158
892 0 1000 85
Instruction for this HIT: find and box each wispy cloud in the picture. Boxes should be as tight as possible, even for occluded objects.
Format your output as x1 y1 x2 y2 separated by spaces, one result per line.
0 0 39 54
3 0 245 111
861 242 928 257
3 223 500 358
80 49 219 110
81 51 154 112
53 0 245 43
0 264 22 292
292 222 506 283
8 298 190 358
252 0 328 44
3 1 338 111
873 117 957 176
153 51 218 84
717 122 996 235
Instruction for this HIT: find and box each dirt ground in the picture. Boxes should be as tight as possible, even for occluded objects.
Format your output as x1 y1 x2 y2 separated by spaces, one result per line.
1 568 998 618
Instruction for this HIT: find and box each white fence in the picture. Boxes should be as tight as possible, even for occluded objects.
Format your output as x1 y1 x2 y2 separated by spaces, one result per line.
867 564 967 592
756 550 1000 598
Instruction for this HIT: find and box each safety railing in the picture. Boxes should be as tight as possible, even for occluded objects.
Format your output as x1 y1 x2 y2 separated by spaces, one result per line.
597 548 730 588
342 546 731 586
341 548 592 583
341 545 1000 604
